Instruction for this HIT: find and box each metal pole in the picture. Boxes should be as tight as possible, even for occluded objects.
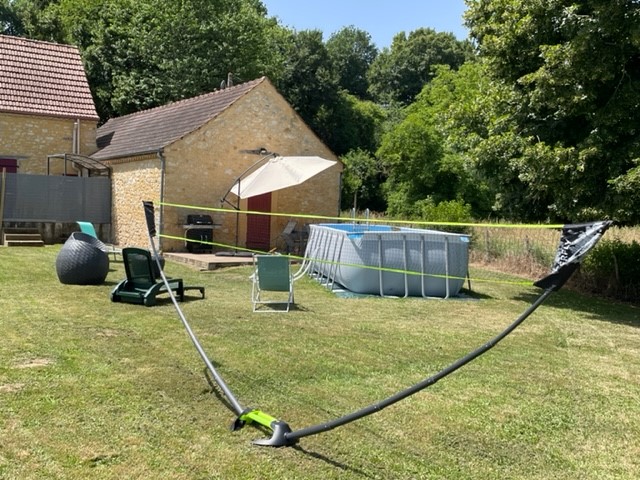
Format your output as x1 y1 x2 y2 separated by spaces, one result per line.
0 168 5 245
284 288 556 443
220 153 276 250
143 201 244 415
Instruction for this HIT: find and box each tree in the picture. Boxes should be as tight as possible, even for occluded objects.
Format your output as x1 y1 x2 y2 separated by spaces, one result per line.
275 29 339 143
326 26 377 99
368 27 473 105
39 0 285 120
374 60 504 220
340 148 386 212
318 90 386 156
413 63 496 218
377 105 449 217
1 0 25 35
466 0 640 222
1 0 64 40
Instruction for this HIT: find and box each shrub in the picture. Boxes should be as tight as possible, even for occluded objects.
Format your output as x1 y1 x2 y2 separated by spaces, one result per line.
576 239 640 302
415 198 473 224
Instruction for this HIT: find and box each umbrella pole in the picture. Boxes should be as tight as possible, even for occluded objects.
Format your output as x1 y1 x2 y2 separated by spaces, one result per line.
220 153 276 253
235 190 239 252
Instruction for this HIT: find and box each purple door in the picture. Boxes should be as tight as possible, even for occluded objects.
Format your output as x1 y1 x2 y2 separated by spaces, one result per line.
0 158 17 173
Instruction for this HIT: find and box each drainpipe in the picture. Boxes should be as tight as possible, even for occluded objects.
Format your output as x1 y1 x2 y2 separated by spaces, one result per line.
75 119 80 154
0 168 5 245
158 149 166 251
71 119 81 175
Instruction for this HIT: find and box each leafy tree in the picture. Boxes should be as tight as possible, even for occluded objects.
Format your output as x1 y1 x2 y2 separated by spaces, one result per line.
280 29 385 156
36 0 284 120
368 27 473 105
375 62 499 220
326 26 377 99
466 0 640 222
377 104 459 217
275 29 338 134
412 63 495 218
1 0 25 35
340 148 386 212
274 29 385 155
1 0 65 40
318 90 386 156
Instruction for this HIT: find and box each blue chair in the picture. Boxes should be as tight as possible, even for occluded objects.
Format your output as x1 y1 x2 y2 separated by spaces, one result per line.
251 255 294 312
76 221 122 260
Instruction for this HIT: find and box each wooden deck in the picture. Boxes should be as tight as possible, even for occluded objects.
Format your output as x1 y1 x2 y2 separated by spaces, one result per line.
164 252 255 271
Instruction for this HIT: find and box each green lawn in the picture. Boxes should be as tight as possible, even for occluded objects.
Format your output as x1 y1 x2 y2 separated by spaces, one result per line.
1 246 639 479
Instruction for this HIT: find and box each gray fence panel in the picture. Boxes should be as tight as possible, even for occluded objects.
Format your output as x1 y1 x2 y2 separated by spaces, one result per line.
1 173 111 223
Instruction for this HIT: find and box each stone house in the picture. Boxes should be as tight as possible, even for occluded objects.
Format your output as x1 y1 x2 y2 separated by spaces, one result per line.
0 34 100 175
92 76 342 252
0 34 341 251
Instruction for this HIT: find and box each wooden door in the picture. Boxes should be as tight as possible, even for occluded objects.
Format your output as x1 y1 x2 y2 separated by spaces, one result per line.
246 192 271 251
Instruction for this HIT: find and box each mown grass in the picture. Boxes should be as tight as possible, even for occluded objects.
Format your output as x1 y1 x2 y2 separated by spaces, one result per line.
1 246 639 479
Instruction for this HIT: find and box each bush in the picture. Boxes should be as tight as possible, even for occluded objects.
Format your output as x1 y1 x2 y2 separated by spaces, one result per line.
414 198 473 224
576 239 640 303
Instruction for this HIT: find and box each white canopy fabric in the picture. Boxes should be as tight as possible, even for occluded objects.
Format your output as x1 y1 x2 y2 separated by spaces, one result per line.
229 155 337 199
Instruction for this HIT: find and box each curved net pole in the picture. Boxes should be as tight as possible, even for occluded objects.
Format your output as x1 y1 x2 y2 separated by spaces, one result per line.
283 287 554 443
143 201 295 446
279 221 612 445
142 201 245 416
139 205 610 448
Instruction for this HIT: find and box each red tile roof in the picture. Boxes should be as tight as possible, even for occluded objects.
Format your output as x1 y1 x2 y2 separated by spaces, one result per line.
0 34 99 120
93 77 266 160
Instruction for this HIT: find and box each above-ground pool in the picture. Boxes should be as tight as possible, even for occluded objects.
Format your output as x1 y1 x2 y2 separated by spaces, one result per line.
304 223 470 298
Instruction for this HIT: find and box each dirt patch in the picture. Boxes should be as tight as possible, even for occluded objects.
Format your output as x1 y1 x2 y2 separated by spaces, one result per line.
0 383 25 393
14 357 54 369
96 329 119 337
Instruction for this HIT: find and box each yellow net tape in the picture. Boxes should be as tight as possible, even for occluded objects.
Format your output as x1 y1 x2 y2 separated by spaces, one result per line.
157 201 558 290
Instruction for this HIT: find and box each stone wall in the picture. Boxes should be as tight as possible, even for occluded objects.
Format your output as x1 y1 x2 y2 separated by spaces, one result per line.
109 154 162 248
0 112 97 174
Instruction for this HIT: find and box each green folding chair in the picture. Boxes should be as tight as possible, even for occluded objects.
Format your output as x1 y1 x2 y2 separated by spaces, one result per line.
111 247 205 306
251 255 294 312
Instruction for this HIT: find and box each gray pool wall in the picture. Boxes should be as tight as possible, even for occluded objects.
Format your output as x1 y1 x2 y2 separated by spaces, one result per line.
305 223 470 298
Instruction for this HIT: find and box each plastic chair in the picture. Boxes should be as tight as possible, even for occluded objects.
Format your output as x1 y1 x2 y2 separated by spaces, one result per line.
251 255 294 312
111 247 205 306
275 220 309 255
76 221 122 261
56 231 110 285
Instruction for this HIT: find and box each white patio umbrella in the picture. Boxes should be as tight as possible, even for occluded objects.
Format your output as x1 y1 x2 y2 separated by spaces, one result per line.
229 155 337 199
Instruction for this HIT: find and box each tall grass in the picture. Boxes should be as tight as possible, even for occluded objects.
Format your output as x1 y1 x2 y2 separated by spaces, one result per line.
468 225 640 303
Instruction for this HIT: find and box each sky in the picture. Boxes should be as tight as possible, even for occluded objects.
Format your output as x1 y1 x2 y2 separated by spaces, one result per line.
261 0 469 49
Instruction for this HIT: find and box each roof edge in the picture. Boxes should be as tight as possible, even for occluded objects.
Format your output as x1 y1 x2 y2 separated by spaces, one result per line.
160 77 267 148
0 33 81 51
0 109 100 122
92 148 163 162
101 77 267 127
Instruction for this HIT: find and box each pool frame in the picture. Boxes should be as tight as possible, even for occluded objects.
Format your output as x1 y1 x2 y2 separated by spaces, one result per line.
303 223 470 298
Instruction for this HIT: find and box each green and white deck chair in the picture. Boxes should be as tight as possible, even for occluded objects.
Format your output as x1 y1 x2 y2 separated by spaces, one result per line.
251 254 294 312
76 221 122 261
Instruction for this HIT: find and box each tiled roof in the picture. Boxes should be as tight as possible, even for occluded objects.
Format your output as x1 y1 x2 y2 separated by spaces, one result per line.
92 77 266 160
0 34 99 120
